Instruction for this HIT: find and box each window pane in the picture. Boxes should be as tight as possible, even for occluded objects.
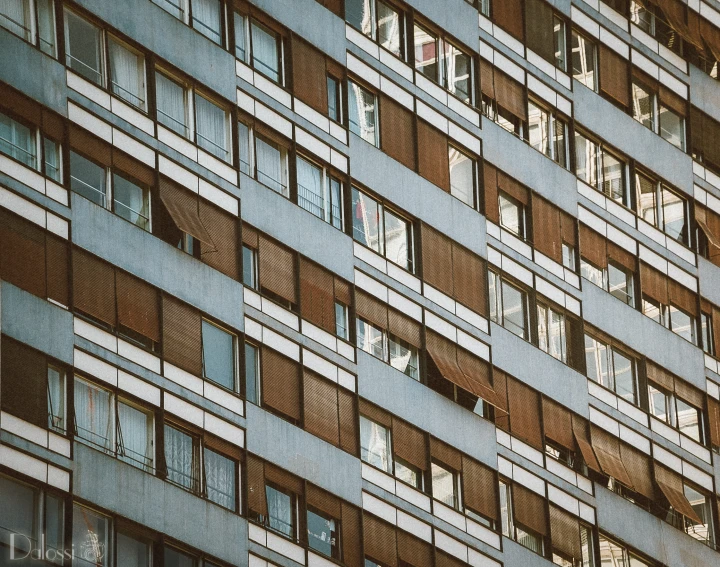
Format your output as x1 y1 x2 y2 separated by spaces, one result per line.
580 259 604 288
574 132 598 187
683 485 712 544
612 349 636 403
45 493 64 564
307 509 338 558
0 475 36 554
352 188 382 253
255 135 288 196
601 149 625 203
648 384 671 424
195 95 229 161
394 458 420 488
414 25 438 82
37 0 56 56
659 106 684 150
267 486 293 538
156 73 188 137
47 366 65 432
193 0 222 44
242 245 257 288
0 0 32 41
204 448 236 510
164 425 195 490
549 308 566 362
238 122 252 175
642 297 663 324
499 481 512 537
660 186 686 243
44 137 62 182
553 116 567 168
676 398 701 442
75 379 113 451
335 302 349 339
164 547 195 567
562 243 575 271
608 263 633 306
431 462 455 508
327 76 340 122
346 0 374 37
65 10 103 85
0 111 36 168
234 13 247 60
502 281 527 339
71 152 106 206
113 174 149 230
72 505 110 567
585 335 612 390
153 0 187 20
202 320 235 390
251 21 280 82
528 101 551 157
571 31 596 90
357 319 385 359
488 271 499 323
109 39 145 109
244 342 259 404
449 146 474 206
348 81 377 145
635 172 656 226
631 3 653 33
329 176 343 230
389 335 419 380
117 532 151 567
360 415 392 473
384 209 411 270
444 41 471 102
598 535 626 567
499 193 522 236
297 156 325 220
669 305 694 343
118 401 152 471
631 80 654 130
553 17 566 71
378 1 402 57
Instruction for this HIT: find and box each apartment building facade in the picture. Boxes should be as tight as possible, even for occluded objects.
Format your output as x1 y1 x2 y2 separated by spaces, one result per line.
1 0 720 566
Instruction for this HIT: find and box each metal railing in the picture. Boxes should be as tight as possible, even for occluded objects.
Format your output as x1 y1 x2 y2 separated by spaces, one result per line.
66 53 102 84
70 175 106 206
156 107 189 138
110 80 145 110
297 182 324 219
196 131 230 162
0 135 37 168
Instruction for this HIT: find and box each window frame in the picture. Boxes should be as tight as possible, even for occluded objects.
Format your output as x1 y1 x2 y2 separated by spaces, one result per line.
570 28 597 92
201 318 239 393
527 98 568 167
574 129 629 207
583 333 638 404
448 143 478 208
489 270 530 340
0 108 40 171
295 153 345 230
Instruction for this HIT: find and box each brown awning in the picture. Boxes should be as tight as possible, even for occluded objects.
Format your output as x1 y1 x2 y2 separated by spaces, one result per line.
591 426 634 488
572 416 601 473
426 331 475 394
696 206 720 249
654 464 702 524
159 179 214 247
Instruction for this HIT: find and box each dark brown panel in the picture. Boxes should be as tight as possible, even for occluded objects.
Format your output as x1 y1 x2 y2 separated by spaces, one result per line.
599 46 630 109
392 417 427 471
498 171 529 206
0 338 47 428
674 379 704 409
0 209 47 299
640 262 668 305
338 388 358 455
246 455 268 517
398 531 432 567
461 455 498 521
607 241 636 272
590 426 634 488
549 505 581 561
455 347 493 401
542 397 574 451
334 276 352 305
259 236 297 304
199 201 240 280
162 295 202 375
242 223 259 248
387 308 422 348
572 416 601 473
341 503 363 567
69 125 112 166
452 243 488 316
116 271 160 342
46 235 69 306
621 444 654 500
532 195 562 263
304 371 340 446
494 70 527 121
158 178 214 246
560 211 577 248
306 484 342 518
668 278 698 316
359 399 392 428
262 349 301 421
416 120 450 191
579 224 607 268
0 84 42 125
507 377 543 450
512 484 548 536
421 223 453 296
355 289 388 329
363 514 397 567
525 0 556 64
480 59 495 99
430 437 462 471
435 552 465 567
42 109 65 141
483 162 499 224
300 258 335 333
426 331 474 394
655 464 702 524
292 36 328 114
493 0 524 40
113 150 155 187
659 85 687 117
265 462 304 495
380 95 416 171
707 396 720 448
73 248 117 327
646 360 675 391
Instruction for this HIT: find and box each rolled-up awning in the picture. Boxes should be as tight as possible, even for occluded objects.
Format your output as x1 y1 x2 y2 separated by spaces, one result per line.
159 178 214 247
654 464 703 524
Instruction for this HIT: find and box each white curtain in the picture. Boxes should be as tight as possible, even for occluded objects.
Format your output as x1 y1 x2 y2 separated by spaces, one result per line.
0 112 35 168
266 487 293 537
164 425 194 489
238 122 252 175
251 22 279 81
109 40 143 108
47 367 64 431
156 73 187 136
204 448 235 510
234 14 247 60
118 402 151 471
449 148 473 206
360 417 390 473
255 137 285 195
74 380 113 452
195 94 228 161
192 0 221 44
296 157 324 218
36 0 55 55
116 533 150 567
0 0 30 41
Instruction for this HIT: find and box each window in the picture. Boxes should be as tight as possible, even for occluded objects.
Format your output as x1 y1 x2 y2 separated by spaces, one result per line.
574 131 627 205
679 484 714 546
108 37 146 110
659 103 684 150
47 365 66 433
164 546 196 567
553 16 566 71
431 462 458 509
580 258 635 307
327 76 342 123
44 137 62 183
449 145 476 207
0 0 56 55
244 341 260 404
117 399 154 471
113 173 150 231
336 302 349 341
360 415 392 473
65 9 103 85
117 532 152 567
635 171 688 244
571 30 596 91
498 192 525 238
537 302 566 362
352 188 414 271
357 318 386 360
242 245 258 289
701 312 714 356
202 320 237 391
296 155 344 229
195 94 230 162
238 121 252 176
346 0 405 59
388 334 419 380
395 457 421 489
72 505 110 567
489 271 529 340
164 424 199 491
0 110 36 168
648 383 703 443
598 534 650 567
153 0 188 20
499 481 544 555
267 484 296 538
70 151 106 206
255 133 289 196
204 446 237 510
584 335 637 403
156 71 189 137
74 377 113 452
235 13 285 84
307 508 340 559
192 0 223 45
414 24 474 103
527 100 567 167
348 80 378 146
631 69 686 150
632 77 655 130
562 243 576 271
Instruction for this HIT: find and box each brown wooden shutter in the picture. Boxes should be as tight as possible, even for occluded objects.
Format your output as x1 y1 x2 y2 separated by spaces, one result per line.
654 464 702 523
461 456 498 521
659 85 687 117
707 396 720 449
46 235 69 306
430 438 462 471
199 201 240 280
483 162 499 224
246 455 268 517
318 0 342 17
480 59 495 99
572 416 601 473
640 262 668 305
162 295 202 375
525 0 555 63
498 171 529 206
0 338 48 428
668 279 698 316
549 505 581 561
398 531 431 567
42 108 65 142
696 205 720 267
542 397 574 451
532 195 562 262
494 71 527 121
334 276 352 306
342 503 363 567
69 125 112 166
1 85 42 125
300 258 336 333
579 224 607 268
259 236 297 304
417 120 450 191
392 418 427 471
700 18 720 63
73 249 117 327
116 271 160 343
303 370 340 446
292 36 328 114
242 223 259 248
306 484 342 518
360 399 392 428
674 379 705 409
264 462 305 495
646 360 675 392
621 444 654 500
455 347 493 401
714 307 720 358
387 309 422 348
113 150 155 187
599 46 630 110
507 377 543 449
590 426 634 488
355 290 388 329
426 331 475 394
435 552 465 567
338 388 359 455
607 241 636 272
512 484 548 536
560 211 577 248
363 514 397 567
262 349 301 421
0 209 47 299
451 243 488 316
421 224 453 296
380 95 416 171
493 0 524 40
158 178 214 246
